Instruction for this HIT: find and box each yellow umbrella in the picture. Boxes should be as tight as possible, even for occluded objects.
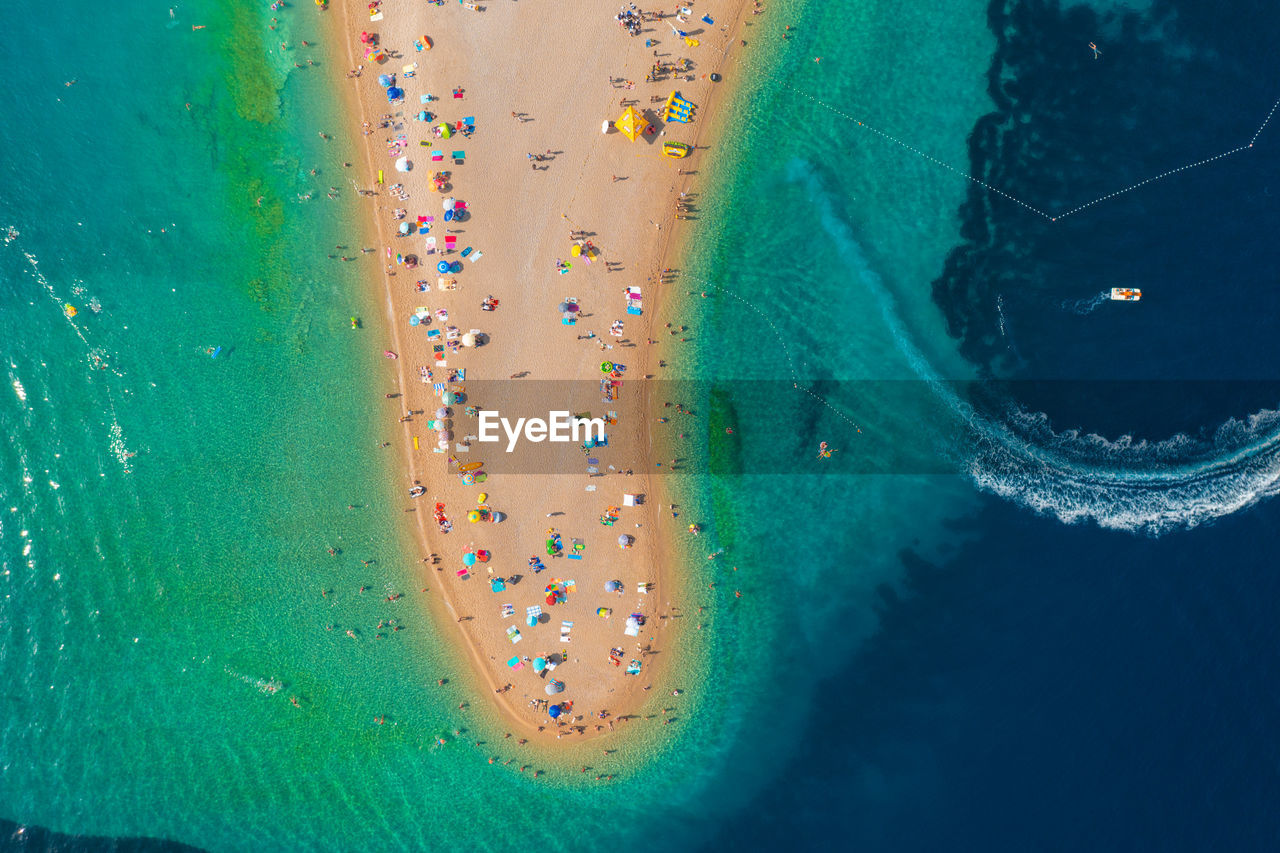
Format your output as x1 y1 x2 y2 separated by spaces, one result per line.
615 106 644 142
570 244 582 257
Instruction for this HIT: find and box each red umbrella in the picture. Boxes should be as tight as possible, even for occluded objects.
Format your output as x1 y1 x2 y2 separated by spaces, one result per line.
360 31 371 43
545 593 557 606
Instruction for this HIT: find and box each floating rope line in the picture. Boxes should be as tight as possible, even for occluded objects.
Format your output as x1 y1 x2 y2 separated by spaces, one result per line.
786 85 1053 220
787 83 1280 223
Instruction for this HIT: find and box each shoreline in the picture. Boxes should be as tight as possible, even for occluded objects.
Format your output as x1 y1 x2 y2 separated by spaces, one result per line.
327 0 759 751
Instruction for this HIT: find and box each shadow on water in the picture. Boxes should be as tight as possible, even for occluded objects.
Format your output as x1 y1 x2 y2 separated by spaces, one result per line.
0 820 208 853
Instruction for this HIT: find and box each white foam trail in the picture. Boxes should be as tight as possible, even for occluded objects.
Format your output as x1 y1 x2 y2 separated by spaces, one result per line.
796 160 1280 534
20 250 134 473
1061 290 1110 315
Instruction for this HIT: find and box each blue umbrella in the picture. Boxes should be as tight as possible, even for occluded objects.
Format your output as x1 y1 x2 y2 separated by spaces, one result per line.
605 579 623 592
548 704 562 719
450 261 462 273
533 657 547 672
462 552 477 567
443 209 453 222
409 315 420 327
398 222 410 234
437 261 451 273
386 86 404 102
377 74 393 87
526 615 538 627
490 578 505 592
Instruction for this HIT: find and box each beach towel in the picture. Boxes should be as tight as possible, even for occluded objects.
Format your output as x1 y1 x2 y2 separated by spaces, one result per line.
502 603 515 617
506 626 522 644
526 605 542 621
431 151 444 161
506 657 524 670
456 568 469 578
425 236 437 253
469 251 483 263
626 660 642 675
627 305 643 315
560 621 574 642
444 236 457 248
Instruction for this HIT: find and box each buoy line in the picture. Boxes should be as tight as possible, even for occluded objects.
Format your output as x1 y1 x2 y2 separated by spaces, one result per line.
786 84 1280 223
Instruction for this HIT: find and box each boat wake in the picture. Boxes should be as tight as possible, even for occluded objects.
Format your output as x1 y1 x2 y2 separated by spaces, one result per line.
788 161 1280 534
1061 290 1110 316
224 666 286 696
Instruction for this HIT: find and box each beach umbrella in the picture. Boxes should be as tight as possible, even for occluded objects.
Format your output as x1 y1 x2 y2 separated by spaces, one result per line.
548 704 562 719
468 511 481 523
605 579 623 592
409 315 420 327
395 156 411 172
441 392 455 405
526 615 538 627
533 657 547 672
570 245 582 257
436 407 450 418
597 607 611 617
443 197 456 211
460 332 477 348
450 261 462 273
438 430 452 441
545 680 564 695
462 472 476 485
386 86 404 102
618 534 631 547
377 73 393 87
398 222 410 235
437 261 451 274
490 578 505 592
545 593 557 606
462 552 477 567
361 31 373 44
490 511 506 523
436 439 450 450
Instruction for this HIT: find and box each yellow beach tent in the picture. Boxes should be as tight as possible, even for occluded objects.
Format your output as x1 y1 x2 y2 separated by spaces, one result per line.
615 106 644 141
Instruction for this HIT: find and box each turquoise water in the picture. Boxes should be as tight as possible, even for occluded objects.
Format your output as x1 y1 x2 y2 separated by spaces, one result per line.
19 0 1257 847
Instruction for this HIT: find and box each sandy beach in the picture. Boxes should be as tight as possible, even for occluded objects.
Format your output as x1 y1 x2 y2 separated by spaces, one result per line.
327 0 755 743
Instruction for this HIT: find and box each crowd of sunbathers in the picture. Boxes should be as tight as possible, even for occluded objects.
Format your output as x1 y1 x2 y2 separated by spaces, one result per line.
615 4 646 36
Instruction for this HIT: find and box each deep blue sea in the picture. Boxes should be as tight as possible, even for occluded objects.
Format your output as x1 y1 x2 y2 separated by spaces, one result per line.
683 0 1280 849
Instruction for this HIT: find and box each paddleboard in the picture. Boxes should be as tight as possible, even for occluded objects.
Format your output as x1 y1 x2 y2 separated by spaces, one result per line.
413 436 419 450
210 346 222 359
457 461 483 472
